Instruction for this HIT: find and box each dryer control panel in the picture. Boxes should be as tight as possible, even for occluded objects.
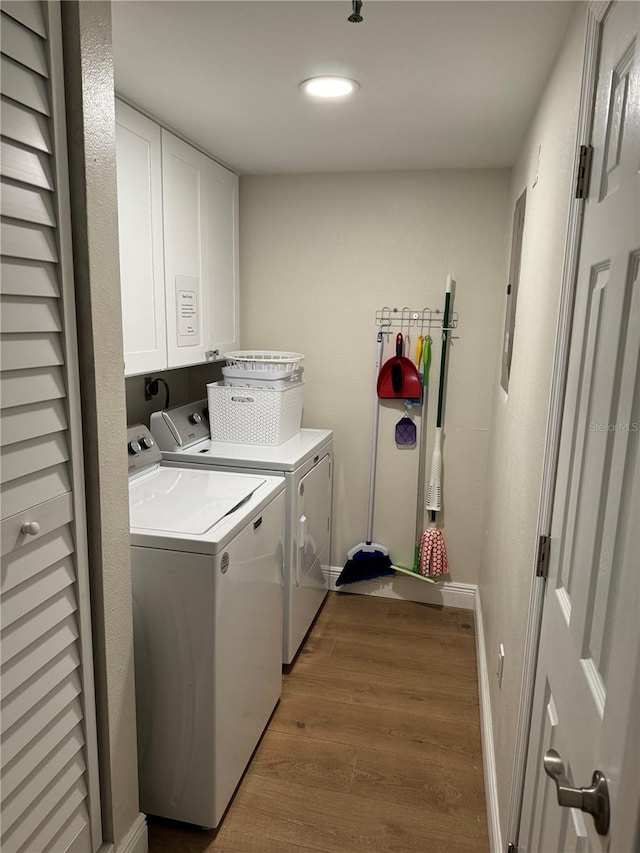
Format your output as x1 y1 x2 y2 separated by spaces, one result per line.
150 399 210 451
127 425 162 476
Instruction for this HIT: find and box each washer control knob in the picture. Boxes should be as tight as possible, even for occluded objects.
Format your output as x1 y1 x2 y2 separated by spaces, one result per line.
128 440 141 455
140 435 154 450
188 412 203 425
21 521 41 536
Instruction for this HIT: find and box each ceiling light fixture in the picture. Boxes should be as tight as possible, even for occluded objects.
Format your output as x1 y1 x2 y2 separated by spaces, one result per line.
300 76 359 99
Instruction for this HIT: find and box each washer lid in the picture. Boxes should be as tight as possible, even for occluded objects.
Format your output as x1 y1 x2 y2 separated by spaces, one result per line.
129 468 266 535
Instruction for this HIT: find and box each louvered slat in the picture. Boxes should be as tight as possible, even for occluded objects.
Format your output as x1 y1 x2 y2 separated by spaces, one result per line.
1 399 67 446
1 138 53 189
1 641 80 732
28 780 88 853
1 179 56 226
1 432 69 484
0 97 51 153
1 703 82 798
1 525 73 594
1 463 71 518
1 334 64 372
2 615 78 696
1 557 75 631
0 55 48 115
0 257 59 296
0 366 65 408
2 757 86 852
47 810 92 853
1 725 84 834
1 294 61 333
1 219 58 262
0 673 82 768
1 585 76 664
1 12 48 77
1 1 46 38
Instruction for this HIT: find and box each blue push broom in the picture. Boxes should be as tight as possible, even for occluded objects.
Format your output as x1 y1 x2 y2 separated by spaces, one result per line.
336 330 395 586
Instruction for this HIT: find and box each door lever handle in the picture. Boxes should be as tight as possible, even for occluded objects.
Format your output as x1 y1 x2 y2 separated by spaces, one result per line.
543 749 610 835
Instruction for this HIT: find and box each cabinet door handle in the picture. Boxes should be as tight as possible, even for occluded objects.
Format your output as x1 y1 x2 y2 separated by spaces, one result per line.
21 521 41 536
253 517 262 530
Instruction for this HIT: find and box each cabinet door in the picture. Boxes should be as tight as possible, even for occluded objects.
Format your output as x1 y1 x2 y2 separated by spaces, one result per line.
115 100 166 376
204 160 239 357
161 130 208 368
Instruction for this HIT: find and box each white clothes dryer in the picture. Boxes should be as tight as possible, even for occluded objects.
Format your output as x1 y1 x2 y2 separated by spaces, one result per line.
151 400 333 664
126 425 285 829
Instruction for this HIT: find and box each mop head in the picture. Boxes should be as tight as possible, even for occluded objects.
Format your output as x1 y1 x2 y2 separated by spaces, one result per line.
418 526 449 577
336 545 394 586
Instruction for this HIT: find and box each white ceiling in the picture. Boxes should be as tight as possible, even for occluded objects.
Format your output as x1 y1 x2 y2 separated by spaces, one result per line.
111 0 577 174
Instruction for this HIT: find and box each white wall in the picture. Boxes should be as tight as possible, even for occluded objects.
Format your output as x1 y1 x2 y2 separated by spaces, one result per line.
240 170 510 585
478 6 587 842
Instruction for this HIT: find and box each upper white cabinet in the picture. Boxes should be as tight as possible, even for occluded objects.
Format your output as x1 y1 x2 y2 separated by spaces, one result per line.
115 101 239 376
115 101 166 376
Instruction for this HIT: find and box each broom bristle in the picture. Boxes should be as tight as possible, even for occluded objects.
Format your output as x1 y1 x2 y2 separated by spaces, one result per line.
336 553 394 586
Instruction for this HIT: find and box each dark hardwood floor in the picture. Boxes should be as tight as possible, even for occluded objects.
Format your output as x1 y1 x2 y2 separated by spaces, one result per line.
147 591 489 852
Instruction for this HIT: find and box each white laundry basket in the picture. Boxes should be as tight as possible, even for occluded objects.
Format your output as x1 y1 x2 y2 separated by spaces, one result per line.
207 381 304 445
223 351 304 377
221 366 304 389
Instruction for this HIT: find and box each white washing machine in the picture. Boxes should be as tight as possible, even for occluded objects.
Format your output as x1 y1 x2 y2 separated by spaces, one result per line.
151 400 333 664
126 425 285 829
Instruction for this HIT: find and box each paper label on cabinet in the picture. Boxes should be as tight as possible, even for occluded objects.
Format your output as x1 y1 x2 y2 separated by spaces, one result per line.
175 276 201 347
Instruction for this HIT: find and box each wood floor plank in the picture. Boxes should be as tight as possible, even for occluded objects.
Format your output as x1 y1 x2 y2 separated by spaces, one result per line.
327 635 478 680
230 774 483 853
322 594 473 636
323 594 472 637
350 744 486 824
282 659 480 720
249 729 358 793
210 827 327 853
270 693 483 766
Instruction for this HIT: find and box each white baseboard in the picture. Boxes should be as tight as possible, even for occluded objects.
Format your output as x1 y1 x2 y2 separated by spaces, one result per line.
113 813 148 853
325 565 476 610
474 590 502 853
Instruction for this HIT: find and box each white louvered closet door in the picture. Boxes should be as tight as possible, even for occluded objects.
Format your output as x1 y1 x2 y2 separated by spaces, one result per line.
0 2 102 851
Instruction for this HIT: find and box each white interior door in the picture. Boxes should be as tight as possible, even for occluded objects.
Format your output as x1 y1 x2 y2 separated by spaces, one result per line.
519 3 640 851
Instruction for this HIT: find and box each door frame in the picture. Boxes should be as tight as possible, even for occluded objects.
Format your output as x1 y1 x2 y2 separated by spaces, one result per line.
48 2 104 848
505 2 612 848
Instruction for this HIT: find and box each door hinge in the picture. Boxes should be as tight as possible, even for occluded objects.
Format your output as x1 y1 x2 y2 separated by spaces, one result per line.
507 844 518 853
575 145 593 199
536 534 551 578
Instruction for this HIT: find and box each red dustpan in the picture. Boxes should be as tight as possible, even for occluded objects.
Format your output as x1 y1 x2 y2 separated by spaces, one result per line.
377 334 422 399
